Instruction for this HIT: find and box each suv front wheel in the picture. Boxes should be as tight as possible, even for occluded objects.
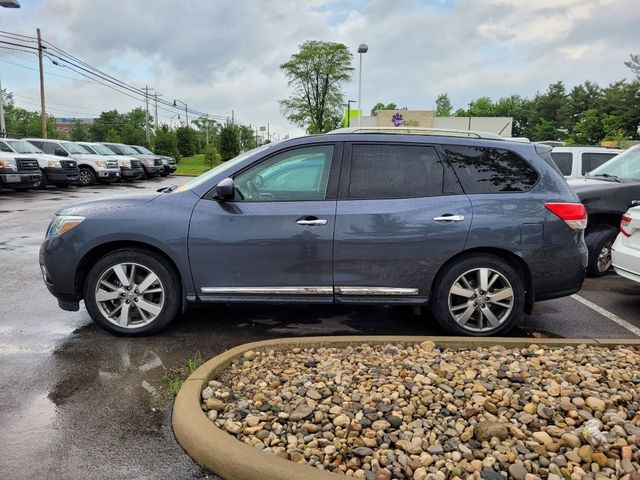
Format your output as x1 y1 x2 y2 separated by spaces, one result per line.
84 249 181 335
430 255 524 336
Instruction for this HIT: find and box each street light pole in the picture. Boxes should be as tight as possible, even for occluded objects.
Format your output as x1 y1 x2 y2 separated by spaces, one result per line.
357 44 368 127
37 28 47 138
173 99 188 126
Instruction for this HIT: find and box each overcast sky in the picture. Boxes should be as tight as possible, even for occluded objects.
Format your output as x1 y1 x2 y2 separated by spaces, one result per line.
1 0 638 138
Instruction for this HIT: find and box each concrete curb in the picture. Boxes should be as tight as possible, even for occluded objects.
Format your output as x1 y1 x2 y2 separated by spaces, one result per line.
172 336 640 480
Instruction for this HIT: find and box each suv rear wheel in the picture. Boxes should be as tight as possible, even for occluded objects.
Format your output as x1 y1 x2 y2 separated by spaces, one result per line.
84 249 180 335
585 226 617 277
430 255 524 336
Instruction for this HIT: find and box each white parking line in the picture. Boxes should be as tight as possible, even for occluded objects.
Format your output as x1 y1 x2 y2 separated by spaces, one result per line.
571 294 640 337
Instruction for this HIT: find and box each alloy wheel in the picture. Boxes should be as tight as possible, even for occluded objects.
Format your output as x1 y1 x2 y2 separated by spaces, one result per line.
94 262 165 328
78 169 92 185
447 267 514 333
597 239 614 273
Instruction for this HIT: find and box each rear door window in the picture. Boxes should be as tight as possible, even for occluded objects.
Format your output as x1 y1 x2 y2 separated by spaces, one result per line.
444 146 539 193
581 152 617 174
550 152 573 176
347 144 444 199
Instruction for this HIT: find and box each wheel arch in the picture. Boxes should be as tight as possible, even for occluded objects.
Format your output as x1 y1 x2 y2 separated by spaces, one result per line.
75 240 185 309
430 247 534 314
586 212 622 232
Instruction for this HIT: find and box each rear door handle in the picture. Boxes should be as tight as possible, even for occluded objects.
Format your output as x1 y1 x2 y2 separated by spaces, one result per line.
433 214 465 222
296 217 327 226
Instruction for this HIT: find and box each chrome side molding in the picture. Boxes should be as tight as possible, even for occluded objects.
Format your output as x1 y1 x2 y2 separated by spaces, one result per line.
335 286 419 296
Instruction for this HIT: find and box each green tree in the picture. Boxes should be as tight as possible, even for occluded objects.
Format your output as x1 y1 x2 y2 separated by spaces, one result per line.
370 102 400 116
219 123 240 161
469 97 495 117
531 119 558 141
238 125 257 150
4 104 59 138
203 143 220 169
69 122 92 141
493 95 531 137
435 94 452 117
90 110 124 141
105 128 121 143
175 126 196 157
280 40 353 133
154 124 179 159
570 109 602 145
625 53 640 78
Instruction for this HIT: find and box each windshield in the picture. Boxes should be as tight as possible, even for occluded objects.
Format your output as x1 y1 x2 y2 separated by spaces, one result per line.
78 144 96 154
91 144 116 155
590 147 640 180
134 146 153 155
7 140 43 154
64 142 88 154
176 144 273 192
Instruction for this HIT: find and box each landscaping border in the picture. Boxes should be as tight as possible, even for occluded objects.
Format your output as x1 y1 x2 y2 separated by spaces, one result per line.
172 336 640 480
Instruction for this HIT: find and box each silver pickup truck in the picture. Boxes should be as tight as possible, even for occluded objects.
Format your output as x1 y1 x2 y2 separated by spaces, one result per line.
0 151 42 191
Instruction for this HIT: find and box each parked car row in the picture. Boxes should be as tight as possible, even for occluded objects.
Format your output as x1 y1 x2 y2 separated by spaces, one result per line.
0 138 176 191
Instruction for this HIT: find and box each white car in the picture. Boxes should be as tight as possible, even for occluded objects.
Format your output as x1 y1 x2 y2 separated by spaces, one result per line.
612 206 640 283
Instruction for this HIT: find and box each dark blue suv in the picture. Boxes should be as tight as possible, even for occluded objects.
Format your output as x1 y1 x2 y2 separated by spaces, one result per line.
40 128 588 336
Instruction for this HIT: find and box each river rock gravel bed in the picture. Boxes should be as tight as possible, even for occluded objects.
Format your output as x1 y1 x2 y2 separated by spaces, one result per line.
201 342 640 479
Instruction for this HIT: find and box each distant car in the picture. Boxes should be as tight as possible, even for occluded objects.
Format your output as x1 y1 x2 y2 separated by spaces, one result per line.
41 128 587 337
25 138 120 186
612 206 640 284
568 145 640 276
550 146 623 178
0 138 79 188
102 143 164 178
77 142 144 181
0 151 42 191
130 145 176 177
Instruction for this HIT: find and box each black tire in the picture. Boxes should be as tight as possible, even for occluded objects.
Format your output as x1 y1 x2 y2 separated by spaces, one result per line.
78 166 97 186
38 174 48 190
585 226 618 277
84 249 181 336
429 254 524 336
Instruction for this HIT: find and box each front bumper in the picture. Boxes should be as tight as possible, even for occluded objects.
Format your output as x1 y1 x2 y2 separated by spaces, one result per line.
163 164 177 175
0 170 42 187
43 166 80 185
143 165 164 177
40 239 81 311
612 234 640 284
120 166 144 179
96 168 120 182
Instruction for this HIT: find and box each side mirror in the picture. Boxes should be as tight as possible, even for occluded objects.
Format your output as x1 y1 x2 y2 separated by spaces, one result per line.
214 177 235 201
54 148 69 157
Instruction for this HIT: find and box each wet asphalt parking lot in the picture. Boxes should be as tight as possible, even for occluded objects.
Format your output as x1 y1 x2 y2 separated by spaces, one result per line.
0 176 639 479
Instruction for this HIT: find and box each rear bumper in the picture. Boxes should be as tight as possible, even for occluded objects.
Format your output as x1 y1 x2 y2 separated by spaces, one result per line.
43 167 79 185
612 235 640 284
528 238 587 302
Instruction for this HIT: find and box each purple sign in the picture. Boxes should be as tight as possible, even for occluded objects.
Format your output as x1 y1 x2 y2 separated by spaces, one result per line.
392 113 404 127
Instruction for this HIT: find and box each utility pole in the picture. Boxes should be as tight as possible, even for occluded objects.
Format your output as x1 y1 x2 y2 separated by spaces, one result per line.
204 115 209 145
231 110 234 125
37 28 47 138
153 93 161 129
0 78 6 138
142 85 152 143
267 122 270 142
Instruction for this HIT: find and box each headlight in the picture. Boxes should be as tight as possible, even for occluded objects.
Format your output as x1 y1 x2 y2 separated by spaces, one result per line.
144 159 154 166
48 160 62 168
0 158 17 171
45 215 85 239
95 160 105 167
120 160 131 168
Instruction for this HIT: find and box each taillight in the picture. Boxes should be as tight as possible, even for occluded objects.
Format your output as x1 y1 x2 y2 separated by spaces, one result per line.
545 203 588 230
621 215 632 237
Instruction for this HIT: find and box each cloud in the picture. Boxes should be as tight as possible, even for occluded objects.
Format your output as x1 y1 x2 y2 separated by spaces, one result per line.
2 0 638 136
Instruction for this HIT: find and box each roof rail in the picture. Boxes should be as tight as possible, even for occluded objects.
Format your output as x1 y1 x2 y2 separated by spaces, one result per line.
327 126 509 141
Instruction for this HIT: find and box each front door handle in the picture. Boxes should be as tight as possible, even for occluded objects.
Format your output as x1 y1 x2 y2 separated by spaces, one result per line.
296 217 327 226
433 214 465 222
